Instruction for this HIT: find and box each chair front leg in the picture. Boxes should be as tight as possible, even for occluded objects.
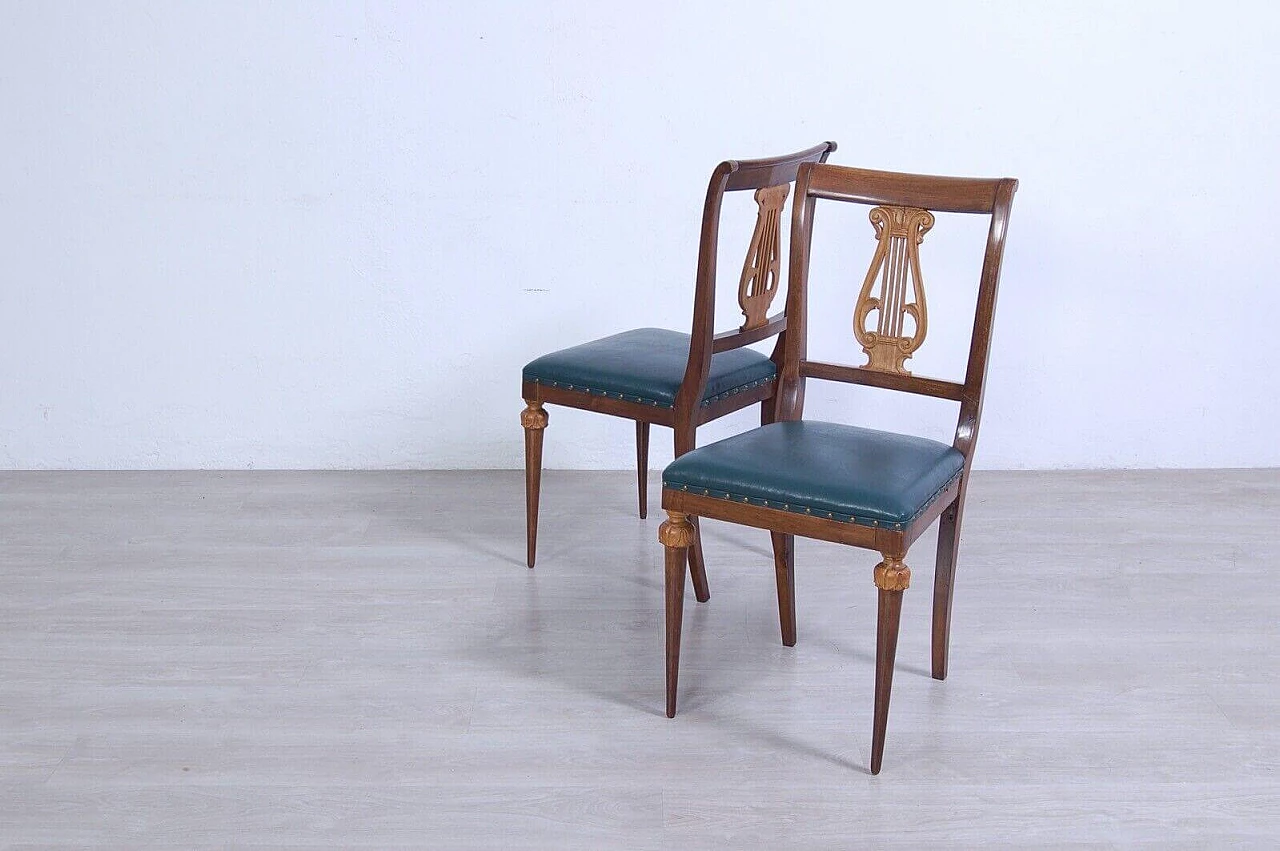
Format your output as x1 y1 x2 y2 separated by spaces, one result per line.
521 401 548 569
871 553 910 775
659 510 696 718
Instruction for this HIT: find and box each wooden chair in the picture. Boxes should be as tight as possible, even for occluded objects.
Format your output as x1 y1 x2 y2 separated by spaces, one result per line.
657 162 1017 774
521 142 838 599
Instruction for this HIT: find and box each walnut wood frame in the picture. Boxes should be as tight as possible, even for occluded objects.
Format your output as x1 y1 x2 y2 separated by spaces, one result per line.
521 142 838 599
660 163 1018 774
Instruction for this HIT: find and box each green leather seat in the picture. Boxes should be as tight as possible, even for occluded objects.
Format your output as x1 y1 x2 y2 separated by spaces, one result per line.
662 421 964 531
523 328 776 408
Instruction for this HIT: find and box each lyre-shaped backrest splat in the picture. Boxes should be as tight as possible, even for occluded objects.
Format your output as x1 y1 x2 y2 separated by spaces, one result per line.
737 184 789 331
853 205 935 374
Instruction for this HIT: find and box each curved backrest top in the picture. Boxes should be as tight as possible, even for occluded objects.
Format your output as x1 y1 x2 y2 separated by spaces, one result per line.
798 161 1016 214
719 141 839 192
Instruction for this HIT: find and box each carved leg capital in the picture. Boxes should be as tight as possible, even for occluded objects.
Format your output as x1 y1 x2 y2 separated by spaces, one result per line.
520 400 548 430
874 554 911 592
658 510 696 549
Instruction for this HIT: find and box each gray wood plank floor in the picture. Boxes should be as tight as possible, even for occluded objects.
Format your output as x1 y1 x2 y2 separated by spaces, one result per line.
1 470 1276 848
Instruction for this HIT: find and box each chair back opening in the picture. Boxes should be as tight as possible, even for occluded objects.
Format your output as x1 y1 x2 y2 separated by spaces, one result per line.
780 163 1018 460
674 142 838 421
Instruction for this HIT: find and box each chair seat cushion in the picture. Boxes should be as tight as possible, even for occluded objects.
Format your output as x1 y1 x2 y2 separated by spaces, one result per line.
663 421 964 529
523 328 776 408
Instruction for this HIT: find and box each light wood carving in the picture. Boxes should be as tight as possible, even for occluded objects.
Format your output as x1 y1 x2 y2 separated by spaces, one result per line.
520 400 548 431
873 555 911 591
658 510 696 549
737 184 789 331
853 205 935 374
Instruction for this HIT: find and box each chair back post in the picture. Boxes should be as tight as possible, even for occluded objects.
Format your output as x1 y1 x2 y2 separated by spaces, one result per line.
766 145 835 420
953 177 1018 464
775 162 821 423
671 161 735 449
673 142 837 448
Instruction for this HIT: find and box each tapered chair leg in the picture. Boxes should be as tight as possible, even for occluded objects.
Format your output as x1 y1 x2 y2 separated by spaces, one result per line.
931 500 963 680
659 511 696 718
521 401 548 568
686 517 711 603
635 421 649 519
771 532 796 646
871 555 910 776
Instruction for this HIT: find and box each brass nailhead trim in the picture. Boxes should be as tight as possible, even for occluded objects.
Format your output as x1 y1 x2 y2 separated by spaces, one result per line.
530 374 779 409
660 470 962 532
661 471 960 530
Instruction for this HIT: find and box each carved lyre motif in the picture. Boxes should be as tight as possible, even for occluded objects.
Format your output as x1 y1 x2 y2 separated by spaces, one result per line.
853 205 935 374
737 184 789 331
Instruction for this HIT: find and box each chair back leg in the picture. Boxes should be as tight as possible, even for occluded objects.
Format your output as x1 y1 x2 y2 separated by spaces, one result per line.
635 421 650 519
673 429 711 602
771 532 796 646
930 498 964 679
686 518 711 602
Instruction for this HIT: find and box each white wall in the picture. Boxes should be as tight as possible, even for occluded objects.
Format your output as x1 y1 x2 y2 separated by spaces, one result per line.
2 1 1277 470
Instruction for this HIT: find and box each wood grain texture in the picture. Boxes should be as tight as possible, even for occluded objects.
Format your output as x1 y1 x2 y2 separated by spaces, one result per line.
799 359 965 401
0 469 1276 846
